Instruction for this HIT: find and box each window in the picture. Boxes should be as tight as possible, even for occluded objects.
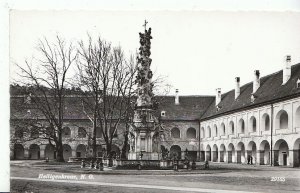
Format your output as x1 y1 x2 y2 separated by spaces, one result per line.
207 127 211 138
31 128 39 138
265 115 270 130
200 127 205 139
46 127 54 137
221 123 225 136
250 116 256 132
161 111 166 117
171 127 180 138
279 111 288 129
62 127 71 138
96 127 102 138
295 107 300 128
229 121 234 134
214 125 218 137
262 114 270 131
239 119 245 133
15 127 23 138
275 110 289 130
186 127 196 139
78 127 86 138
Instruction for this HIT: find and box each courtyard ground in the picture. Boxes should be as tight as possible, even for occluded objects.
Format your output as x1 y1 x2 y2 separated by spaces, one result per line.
10 160 300 193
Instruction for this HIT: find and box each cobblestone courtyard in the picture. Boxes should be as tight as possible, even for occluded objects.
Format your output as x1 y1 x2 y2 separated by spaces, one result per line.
10 161 300 193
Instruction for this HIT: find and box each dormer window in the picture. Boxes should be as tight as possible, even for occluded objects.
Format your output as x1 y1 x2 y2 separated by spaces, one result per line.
216 105 222 112
297 79 300 88
161 111 166 117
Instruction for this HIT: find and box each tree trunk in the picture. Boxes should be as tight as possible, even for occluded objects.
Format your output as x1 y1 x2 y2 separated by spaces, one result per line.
92 126 97 158
121 130 128 160
92 112 97 158
56 129 65 162
56 141 64 162
106 142 113 167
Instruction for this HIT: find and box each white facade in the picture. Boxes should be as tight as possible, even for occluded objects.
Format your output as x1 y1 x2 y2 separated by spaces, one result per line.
200 97 300 167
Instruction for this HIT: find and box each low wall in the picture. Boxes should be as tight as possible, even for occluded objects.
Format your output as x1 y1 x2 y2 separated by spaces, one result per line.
68 157 103 163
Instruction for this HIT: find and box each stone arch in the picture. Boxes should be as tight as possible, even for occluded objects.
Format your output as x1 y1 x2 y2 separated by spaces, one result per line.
200 127 205 139
213 124 218 137
14 144 24 160
62 127 71 138
229 121 234 134
221 123 225 136
186 127 196 139
247 141 257 164
45 144 56 160
76 144 86 158
295 106 300 128
212 144 218 162
238 119 245 134
259 140 270 165
236 142 245 163
29 144 40 160
78 127 86 138
205 145 211 161
170 145 181 160
63 144 72 161
275 110 289 130
249 116 257 132
171 127 180 138
220 144 226 162
228 143 235 163
293 138 300 167
261 113 270 131
207 126 211 138
274 139 289 166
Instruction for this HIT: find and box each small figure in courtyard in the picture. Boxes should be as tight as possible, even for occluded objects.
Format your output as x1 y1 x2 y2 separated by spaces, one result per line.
139 152 143 160
204 161 209 169
81 159 86 168
250 156 253 165
247 155 251 164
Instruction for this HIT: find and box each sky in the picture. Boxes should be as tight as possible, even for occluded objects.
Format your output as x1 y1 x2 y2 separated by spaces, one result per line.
9 9 300 96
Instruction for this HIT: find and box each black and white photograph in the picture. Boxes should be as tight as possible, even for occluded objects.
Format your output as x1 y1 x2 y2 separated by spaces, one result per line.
1 0 300 192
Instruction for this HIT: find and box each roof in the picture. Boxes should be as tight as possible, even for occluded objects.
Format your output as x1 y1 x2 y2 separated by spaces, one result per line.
10 63 300 122
10 93 214 121
201 63 300 120
10 95 89 120
155 95 214 121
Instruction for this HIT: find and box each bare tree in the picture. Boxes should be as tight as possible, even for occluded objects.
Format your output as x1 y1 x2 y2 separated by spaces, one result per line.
14 36 77 162
76 35 137 160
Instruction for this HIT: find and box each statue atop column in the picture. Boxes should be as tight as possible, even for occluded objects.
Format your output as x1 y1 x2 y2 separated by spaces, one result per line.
135 20 154 108
128 21 160 160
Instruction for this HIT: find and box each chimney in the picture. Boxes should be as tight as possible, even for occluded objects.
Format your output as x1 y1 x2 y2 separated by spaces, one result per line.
253 70 260 93
235 77 240 99
175 89 179 105
216 88 221 106
283 55 291 85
